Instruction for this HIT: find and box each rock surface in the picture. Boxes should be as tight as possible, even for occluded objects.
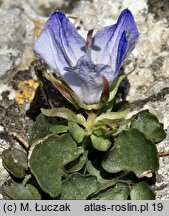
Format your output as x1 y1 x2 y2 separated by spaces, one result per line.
0 0 36 79
0 0 169 200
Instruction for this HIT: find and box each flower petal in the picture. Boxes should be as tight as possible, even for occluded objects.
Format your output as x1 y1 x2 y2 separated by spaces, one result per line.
42 12 86 66
91 9 139 72
33 28 71 76
63 56 114 104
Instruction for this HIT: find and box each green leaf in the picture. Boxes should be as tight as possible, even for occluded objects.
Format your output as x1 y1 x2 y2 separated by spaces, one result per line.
29 134 84 197
93 109 128 138
2 148 28 178
92 183 130 200
93 120 125 137
61 174 100 199
131 110 166 143
49 125 68 134
86 161 117 187
86 161 105 183
109 74 126 102
102 128 159 177
94 109 128 125
41 107 86 127
2 183 41 200
130 182 155 200
68 122 86 143
29 113 56 145
91 135 112 151
66 151 88 173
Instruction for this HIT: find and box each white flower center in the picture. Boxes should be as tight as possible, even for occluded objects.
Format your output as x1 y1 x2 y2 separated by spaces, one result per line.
83 15 103 31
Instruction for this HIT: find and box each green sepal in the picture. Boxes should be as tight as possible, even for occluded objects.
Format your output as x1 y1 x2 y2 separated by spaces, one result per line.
68 122 86 143
41 107 86 127
109 74 126 102
94 109 128 126
94 119 129 138
91 135 112 151
49 125 68 134
99 75 110 104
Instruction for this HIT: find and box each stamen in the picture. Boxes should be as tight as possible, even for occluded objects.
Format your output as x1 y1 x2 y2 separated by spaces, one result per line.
86 29 94 56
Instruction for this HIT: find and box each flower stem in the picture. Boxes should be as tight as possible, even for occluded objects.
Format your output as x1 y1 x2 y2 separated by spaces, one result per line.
22 174 31 186
86 111 97 135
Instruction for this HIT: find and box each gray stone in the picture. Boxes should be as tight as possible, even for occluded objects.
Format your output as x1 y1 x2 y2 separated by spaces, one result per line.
0 0 35 79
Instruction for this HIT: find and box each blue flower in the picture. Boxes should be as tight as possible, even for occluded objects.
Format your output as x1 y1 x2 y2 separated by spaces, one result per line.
33 9 139 104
